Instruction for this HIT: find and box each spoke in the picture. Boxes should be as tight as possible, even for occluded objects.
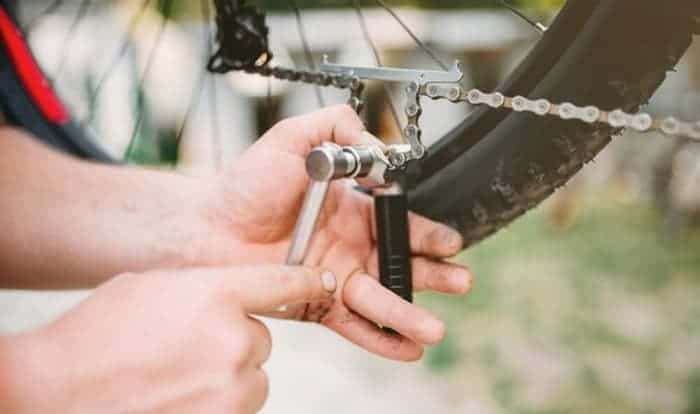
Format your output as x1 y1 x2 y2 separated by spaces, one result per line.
374 0 448 71
173 0 214 169
207 5 223 171
86 0 153 124
23 0 65 33
52 0 93 82
353 0 402 134
124 0 173 161
497 0 547 33
266 76 274 128
288 0 324 108
209 72 222 169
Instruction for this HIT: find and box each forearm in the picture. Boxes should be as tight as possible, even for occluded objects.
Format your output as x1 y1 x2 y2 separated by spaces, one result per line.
0 127 216 289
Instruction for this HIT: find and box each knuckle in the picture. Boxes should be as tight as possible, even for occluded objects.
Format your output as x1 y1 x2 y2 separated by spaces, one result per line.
258 370 270 402
383 301 403 328
283 268 317 302
252 318 272 342
109 272 141 288
272 117 303 138
338 103 357 117
274 116 295 131
227 331 256 368
230 371 269 413
342 273 372 302
251 318 273 358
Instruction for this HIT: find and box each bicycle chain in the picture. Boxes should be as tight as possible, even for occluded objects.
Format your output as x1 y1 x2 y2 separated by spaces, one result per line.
244 64 700 169
424 84 700 141
244 65 365 112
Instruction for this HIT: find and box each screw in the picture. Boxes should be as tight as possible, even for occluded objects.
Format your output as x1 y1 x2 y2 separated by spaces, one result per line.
406 103 419 117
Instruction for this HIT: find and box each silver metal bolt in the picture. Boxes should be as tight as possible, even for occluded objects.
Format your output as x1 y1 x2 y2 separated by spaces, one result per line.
448 87 461 102
389 152 406 167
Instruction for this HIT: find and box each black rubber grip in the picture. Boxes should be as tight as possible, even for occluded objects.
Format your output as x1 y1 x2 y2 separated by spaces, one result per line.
374 192 413 305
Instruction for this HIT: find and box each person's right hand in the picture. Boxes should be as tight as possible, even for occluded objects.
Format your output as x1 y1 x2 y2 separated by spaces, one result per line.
1 266 337 414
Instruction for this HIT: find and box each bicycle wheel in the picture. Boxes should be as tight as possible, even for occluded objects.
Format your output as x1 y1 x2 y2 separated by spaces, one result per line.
1 0 698 247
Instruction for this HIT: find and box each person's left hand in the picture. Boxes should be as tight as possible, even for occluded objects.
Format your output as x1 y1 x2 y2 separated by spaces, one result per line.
196 105 473 361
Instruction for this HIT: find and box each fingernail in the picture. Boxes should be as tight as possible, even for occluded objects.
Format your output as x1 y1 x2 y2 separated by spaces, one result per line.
445 229 463 252
321 271 337 293
422 318 446 345
452 271 472 294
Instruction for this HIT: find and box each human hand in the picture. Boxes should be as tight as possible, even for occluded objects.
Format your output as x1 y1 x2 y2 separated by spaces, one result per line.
1 266 336 413
200 105 473 361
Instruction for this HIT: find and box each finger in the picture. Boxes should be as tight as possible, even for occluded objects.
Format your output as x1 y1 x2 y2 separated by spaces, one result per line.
247 317 272 366
366 250 473 295
412 258 473 294
235 370 269 414
322 306 424 362
266 105 382 154
213 265 337 314
343 273 445 345
407 212 464 258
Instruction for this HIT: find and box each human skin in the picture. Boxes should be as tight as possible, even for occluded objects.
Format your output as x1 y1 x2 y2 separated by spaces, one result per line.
0 105 472 361
0 266 339 413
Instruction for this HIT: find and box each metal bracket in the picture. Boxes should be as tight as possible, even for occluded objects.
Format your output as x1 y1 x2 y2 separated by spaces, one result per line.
320 55 464 84
319 56 465 166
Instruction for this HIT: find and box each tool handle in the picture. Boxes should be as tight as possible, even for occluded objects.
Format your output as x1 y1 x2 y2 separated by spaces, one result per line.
286 180 330 266
374 189 413 305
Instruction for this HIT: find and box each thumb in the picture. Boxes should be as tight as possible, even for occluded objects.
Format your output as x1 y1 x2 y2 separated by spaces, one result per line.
217 265 337 313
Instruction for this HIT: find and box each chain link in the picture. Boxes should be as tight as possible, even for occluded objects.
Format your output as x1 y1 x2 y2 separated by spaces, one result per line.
244 65 365 112
426 84 700 141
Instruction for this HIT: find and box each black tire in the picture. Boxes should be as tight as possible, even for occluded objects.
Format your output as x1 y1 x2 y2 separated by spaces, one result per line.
407 0 700 247
1 1 698 247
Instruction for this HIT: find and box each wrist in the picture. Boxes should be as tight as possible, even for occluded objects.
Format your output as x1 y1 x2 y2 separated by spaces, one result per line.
0 333 63 413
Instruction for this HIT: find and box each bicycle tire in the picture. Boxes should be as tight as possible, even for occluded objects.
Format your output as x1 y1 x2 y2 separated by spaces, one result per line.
1 1 698 247
407 0 700 247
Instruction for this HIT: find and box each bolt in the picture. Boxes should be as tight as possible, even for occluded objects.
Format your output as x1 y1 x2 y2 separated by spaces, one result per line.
406 103 419 117
389 152 406 167
406 82 419 94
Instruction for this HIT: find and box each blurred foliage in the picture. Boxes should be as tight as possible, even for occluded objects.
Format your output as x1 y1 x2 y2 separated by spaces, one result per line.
420 191 700 413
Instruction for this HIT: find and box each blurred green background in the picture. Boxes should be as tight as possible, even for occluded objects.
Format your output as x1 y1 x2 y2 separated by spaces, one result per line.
422 188 700 413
